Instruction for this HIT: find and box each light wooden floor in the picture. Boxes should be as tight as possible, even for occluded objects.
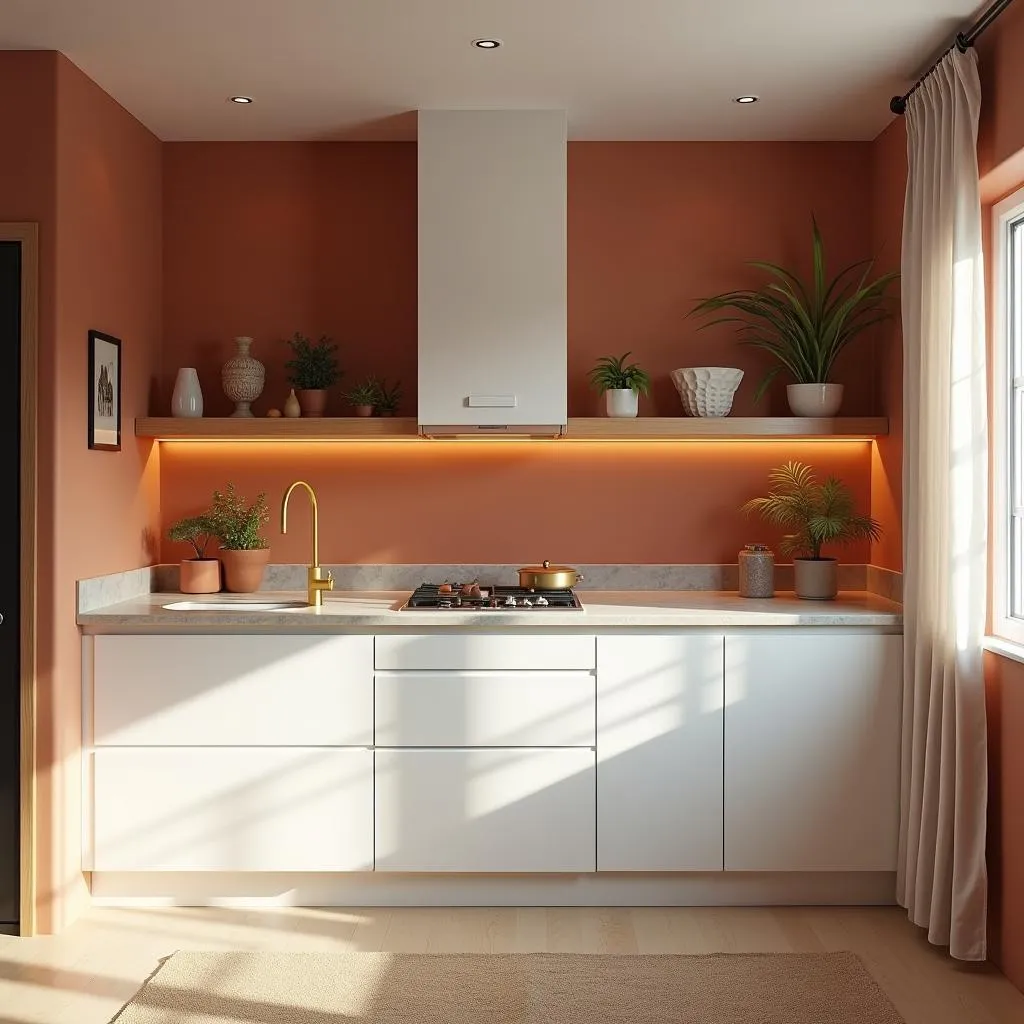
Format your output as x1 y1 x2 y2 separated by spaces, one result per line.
1 906 1022 1023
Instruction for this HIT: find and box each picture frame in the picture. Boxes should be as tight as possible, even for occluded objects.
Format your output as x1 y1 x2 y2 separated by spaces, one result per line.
88 329 121 451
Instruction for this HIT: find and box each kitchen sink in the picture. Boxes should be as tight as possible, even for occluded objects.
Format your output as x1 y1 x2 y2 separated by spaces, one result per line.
163 600 308 612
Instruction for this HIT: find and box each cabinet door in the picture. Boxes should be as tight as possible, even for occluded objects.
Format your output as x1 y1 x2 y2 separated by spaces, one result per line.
375 672 595 747
91 748 373 872
375 749 595 872
93 635 372 746
724 633 901 871
596 634 724 871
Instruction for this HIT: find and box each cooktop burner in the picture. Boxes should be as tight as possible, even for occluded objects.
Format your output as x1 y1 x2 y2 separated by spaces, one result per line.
402 583 584 611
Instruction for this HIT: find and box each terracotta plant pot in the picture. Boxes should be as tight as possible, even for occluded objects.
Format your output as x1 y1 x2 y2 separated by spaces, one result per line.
297 389 328 417
220 547 270 593
179 558 221 594
793 557 838 600
353 404 374 417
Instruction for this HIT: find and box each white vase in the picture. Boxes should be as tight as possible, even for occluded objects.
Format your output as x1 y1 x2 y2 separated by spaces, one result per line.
171 367 204 418
221 336 265 417
787 383 844 417
793 558 838 600
606 388 639 418
671 367 744 417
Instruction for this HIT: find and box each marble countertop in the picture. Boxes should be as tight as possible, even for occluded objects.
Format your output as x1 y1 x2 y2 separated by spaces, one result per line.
77 590 903 632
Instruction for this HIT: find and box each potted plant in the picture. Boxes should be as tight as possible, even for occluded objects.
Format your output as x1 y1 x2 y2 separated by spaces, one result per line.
690 218 897 416
284 332 341 417
374 378 402 417
167 514 220 594
588 352 651 418
209 484 271 593
741 461 881 600
345 376 380 417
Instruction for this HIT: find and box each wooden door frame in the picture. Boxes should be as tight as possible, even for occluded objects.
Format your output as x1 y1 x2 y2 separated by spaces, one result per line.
2 224 39 936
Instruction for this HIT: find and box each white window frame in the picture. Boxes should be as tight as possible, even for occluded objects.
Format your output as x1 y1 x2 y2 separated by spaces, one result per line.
992 185 1024 647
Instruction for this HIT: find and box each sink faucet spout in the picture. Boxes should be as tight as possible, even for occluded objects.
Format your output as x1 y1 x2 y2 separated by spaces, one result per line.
280 480 334 607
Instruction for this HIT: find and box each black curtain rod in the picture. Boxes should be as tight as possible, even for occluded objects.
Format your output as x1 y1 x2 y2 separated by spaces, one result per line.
890 0 1017 114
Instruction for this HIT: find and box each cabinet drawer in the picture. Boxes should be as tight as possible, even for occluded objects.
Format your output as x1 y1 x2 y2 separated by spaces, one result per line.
92 635 372 746
89 748 374 872
374 634 595 671
375 672 595 747
375 748 595 872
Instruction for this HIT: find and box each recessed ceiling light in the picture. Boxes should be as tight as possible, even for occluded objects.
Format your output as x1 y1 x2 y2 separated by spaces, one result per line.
734 95 759 104
472 38 502 49
229 95 254 104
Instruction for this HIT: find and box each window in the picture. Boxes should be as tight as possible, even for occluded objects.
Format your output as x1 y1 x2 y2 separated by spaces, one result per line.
994 186 1024 645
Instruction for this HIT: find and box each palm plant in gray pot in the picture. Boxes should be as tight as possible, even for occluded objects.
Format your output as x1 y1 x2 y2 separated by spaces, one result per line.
741 461 881 600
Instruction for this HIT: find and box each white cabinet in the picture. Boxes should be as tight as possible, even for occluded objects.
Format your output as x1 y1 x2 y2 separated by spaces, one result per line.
375 634 594 672
375 749 596 872
596 634 725 871
724 633 902 872
375 672 595 747
92 634 373 746
90 748 373 872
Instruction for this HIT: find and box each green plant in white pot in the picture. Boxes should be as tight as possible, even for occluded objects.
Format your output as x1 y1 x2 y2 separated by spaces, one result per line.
690 218 897 416
741 461 881 600
588 352 651 418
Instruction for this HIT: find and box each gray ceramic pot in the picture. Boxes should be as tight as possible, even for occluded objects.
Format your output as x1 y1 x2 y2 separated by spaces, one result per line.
793 557 838 600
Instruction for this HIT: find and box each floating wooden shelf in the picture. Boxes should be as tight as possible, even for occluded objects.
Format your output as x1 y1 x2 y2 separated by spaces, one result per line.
137 416 887 442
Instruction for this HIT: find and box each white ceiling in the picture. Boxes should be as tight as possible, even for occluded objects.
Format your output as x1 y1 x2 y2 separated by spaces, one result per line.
0 0 989 141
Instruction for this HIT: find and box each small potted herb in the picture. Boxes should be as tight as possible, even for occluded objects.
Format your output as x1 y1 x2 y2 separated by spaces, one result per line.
345 376 380 417
167 514 220 594
374 378 402 417
588 352 651 418
741 461 881 600
209 484 271 593
284 332 341 417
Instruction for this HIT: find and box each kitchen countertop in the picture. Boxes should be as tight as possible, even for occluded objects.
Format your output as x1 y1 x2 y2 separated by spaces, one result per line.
77 590 903 632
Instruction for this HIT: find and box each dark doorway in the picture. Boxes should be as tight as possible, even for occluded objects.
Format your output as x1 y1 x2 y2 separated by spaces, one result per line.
0 239 21 934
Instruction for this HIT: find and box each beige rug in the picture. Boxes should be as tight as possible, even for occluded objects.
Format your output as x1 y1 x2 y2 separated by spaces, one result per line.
111 950 906 1023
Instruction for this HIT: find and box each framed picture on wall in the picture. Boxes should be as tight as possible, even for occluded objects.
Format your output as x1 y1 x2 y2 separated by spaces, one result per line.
88 329 121 451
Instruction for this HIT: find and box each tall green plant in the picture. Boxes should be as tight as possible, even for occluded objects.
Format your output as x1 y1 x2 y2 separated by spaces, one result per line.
209 484 270 551
741 461 881 560
284 332 342 390
690 218 898 400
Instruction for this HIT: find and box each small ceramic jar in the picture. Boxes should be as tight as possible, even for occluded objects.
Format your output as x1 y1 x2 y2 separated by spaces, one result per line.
738 544 775 598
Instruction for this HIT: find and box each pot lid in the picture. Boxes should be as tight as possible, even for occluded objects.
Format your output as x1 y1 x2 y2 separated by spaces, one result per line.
518 560 577 573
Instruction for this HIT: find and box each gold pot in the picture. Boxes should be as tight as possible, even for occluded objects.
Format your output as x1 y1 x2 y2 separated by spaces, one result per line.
517 560 585 590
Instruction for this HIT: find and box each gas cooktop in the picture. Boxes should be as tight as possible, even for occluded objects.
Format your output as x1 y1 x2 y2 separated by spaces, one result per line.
401 583 584 611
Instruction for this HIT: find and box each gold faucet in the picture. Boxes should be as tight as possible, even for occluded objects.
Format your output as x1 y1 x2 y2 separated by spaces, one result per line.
281 481 335 607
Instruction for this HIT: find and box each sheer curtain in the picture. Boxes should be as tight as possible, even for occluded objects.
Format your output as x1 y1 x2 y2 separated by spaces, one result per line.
899 47 989 961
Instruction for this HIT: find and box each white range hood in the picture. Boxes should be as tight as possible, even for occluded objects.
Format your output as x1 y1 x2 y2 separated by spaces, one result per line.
417 109 567 437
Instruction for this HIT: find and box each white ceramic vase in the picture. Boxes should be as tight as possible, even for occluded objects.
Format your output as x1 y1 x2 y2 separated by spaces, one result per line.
171 367 204 418
787 383 844 417
793 558 838 600
606 388 639 418
221 336 265 417
671 367 744 417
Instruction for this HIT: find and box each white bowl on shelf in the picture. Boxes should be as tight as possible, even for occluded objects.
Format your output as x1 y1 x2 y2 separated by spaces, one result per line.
671 367 744 417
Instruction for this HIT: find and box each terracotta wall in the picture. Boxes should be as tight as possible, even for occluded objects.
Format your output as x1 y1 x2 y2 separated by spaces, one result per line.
977 0 1024 992
160 140 882 564
0 51 162 932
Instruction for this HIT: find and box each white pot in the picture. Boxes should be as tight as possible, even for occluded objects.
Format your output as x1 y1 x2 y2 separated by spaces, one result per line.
171 367 204 417
671 367 744 417
606 388 639 418
787 383 844 417
793 558 838 600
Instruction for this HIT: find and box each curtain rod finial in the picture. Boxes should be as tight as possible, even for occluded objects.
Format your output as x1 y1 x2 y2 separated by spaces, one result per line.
890 95 908 116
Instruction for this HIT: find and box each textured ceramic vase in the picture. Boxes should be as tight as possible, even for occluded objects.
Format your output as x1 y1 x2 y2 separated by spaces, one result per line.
221 336 265 417
671 367 744 417
787 383 844 417
793 558 838 600
605 388 639 418
179 558 220 594
220 548 270 593
171 367 204 418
